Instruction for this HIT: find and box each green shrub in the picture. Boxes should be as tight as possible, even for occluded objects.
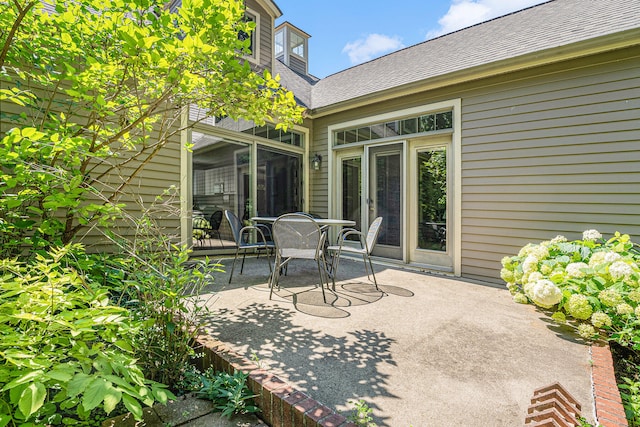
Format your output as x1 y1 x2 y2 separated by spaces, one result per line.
0 245 173 426
501 230 640 346
502 230 640 426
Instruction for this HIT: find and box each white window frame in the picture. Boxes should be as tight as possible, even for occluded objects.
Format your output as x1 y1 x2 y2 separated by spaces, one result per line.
327 99 462 276
243 8 260 64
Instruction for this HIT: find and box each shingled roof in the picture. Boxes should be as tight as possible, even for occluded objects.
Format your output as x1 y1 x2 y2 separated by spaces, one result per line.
301 0 640 111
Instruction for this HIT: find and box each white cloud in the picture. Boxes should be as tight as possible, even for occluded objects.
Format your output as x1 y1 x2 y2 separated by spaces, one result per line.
426 0 549 39
342 33 405 65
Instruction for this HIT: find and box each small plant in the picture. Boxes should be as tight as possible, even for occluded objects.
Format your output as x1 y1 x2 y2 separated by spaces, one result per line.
196 369 259 418
250 351 264 369
347 399 377 427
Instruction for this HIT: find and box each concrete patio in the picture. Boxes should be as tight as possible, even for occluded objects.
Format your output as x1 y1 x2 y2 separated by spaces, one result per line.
196 254 596 426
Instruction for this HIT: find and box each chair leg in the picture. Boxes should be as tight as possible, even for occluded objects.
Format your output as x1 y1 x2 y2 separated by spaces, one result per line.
362 254 371 280
228 249 240 284
315 259 327 303
367 256 382 292
240 251 246 274
269 255 282 300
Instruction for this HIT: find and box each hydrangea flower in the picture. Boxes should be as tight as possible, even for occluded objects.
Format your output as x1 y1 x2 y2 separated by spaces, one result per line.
609 261 634 281
528 280 562 309
523 272 543 284
513 293 529 304
518 243 535 258
577 323 596 339
565 262 589 278
589 251 622 267
629 289 640 303
591 312 612 328
522 255 539 274
583 229 602 241
540 264 553 275
635 305 640 318
616 303 634 316
501 256 516 269
598 288 624 307
500 268 514 283
566 294 593 320
550 235 567 244
552 312 566 324
506 283 519 295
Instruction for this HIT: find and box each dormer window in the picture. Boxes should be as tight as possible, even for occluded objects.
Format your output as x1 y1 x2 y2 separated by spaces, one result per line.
275 30 284 57
274 22 310 75
290 31 305 58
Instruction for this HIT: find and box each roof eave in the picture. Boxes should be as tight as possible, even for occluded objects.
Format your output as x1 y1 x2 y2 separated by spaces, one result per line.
308 28 640 118
254 0 282 19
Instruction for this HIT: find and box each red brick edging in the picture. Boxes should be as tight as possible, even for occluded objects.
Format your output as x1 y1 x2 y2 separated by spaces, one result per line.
194 335 356 427
591 344 628 427
195 336 629 427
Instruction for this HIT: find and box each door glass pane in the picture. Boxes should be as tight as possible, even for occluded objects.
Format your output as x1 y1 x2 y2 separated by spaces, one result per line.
192 132 250 249
375 153 401 247
417 147 447 251
256 147 302 217
341 157 362 238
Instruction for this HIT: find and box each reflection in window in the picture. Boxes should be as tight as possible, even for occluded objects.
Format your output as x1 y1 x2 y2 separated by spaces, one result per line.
238 13 256 56
290 31 305 58
334 110 453 146
257 147 302 216
275 30 284 56
341 157 362 239
417 147 447 252
192 132 251 249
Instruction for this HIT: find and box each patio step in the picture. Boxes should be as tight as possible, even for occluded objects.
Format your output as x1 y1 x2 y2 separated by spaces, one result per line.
525 382 582 427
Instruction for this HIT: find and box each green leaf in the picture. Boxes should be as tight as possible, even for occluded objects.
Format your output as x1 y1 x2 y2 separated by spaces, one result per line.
122 394 143 420
46 366 75 383
103 384 122 414
67 373 92 398
18 382 46 419
82 378 109 411
0 414 11 427
1 370 44 392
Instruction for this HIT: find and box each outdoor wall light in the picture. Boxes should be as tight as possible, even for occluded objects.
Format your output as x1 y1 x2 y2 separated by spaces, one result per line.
311 153 322 171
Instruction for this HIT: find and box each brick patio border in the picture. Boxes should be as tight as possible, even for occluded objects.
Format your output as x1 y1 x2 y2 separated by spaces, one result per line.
592 344 628 427
194 335 356 427
195 335 629 426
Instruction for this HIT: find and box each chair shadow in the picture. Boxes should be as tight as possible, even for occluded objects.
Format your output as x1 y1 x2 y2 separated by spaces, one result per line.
197 256 414 320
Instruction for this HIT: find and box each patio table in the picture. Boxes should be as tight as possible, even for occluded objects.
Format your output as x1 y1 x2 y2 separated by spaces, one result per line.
250 216 355 228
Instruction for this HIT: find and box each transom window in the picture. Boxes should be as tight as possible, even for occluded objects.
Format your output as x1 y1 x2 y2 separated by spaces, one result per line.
242 124 303 147
334 110 452 145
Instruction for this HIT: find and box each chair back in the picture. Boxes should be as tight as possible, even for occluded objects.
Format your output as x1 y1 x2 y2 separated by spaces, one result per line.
365 217 384 254
209 210 223 230
272 213 323 260
224 210 242 244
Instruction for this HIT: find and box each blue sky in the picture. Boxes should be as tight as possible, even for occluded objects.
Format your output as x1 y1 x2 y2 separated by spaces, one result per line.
274 0 549 78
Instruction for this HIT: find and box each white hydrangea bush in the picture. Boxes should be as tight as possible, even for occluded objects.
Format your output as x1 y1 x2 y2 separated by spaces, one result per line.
501 230 640 346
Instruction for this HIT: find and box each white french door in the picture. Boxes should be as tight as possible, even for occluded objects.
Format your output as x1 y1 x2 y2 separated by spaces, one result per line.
365 143 404 260
407 135 453 270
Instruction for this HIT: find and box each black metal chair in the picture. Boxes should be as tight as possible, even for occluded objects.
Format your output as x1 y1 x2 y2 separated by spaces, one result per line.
269 213 330 302
225 210 274 284
207 210 224 247
327 216 384 291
